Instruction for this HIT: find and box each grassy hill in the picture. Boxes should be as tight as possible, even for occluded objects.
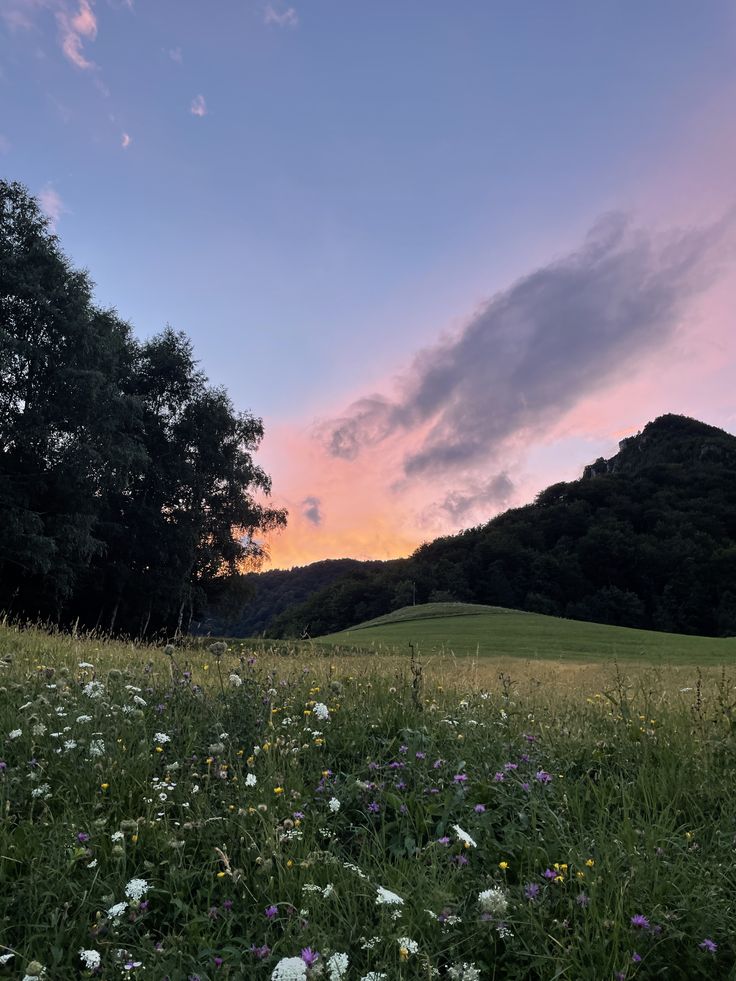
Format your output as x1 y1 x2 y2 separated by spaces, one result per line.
319 601 736 664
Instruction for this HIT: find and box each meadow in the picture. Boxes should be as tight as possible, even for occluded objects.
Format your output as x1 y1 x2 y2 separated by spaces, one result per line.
2 622 736 980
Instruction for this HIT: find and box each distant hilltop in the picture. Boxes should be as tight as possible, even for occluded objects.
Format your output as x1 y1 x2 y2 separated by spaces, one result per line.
208 414 736 641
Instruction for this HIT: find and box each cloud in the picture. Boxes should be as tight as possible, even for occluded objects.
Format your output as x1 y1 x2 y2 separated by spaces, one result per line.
38 184 66 229
434 473 515 523
321 212 735 480
301 496 323 526
0 135 10 154
57 0 97 70
190 94 207 117
264 4 298 27
168 46 182 63
121 131 131 148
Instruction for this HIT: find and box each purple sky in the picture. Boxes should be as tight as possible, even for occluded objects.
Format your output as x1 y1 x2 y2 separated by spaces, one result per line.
2 0 736 565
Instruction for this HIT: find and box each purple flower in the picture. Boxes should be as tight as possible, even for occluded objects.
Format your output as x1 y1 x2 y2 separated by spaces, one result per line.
576 892 590 908
416 751 426 760
292 811 305 819
222 900 233 911
630 914 650 929
265 904 279 919
213 957 224 968
453 773 468 784
0 762 6 771
699 938 718 953
520 753 530 763
493 772 505 782
535 770 552 784
250 945 271 959
543 869 557 880
523 733 537 743
454 853 469 866
399 803 408 814
368 800 380 813
437 836 451 845
632 953 642 964
399 745 408 755
300 948 319 967
521 782 531 792
504 762 518 771
76 832 90 843
433 759 444 769
524 883 540 900
474 804 486 814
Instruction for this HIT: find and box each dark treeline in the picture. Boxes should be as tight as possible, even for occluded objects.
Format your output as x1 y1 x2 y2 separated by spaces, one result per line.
255 414 736 639
0 180 286 636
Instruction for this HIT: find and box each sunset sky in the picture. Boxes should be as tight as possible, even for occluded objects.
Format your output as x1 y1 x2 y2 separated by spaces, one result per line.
3 1 736 567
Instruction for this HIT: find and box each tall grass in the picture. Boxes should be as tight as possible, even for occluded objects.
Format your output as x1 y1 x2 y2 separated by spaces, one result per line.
1 624 735 979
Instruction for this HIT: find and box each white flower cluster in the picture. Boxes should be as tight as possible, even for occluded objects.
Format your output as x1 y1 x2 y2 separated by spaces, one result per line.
245 772 257 787
375 885 404 906
447 963 482 981
271 956 307 981
79 949 101 970
229 673 243 687
82 681 105 699
397 937 419 955
478 886 508 916
8 729 22 740
328 797 341 813
153 732 171 745
125 878 149 902
327 952 349 980
452 824 477 848
313 702 330 721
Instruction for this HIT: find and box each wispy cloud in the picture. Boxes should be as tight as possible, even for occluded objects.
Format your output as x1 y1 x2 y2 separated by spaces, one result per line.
121 131 131 148
38 184 66 230
301 496 323 527
321 212 735 481
168 46 182 63
264 3 298 28
57 0 97 70
190 94 207 117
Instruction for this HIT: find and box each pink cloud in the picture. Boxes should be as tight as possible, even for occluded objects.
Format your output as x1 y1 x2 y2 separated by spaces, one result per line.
190 94 207 117
264 4 298 28
57 0 97 70
38 184 66 230
121 131 131 148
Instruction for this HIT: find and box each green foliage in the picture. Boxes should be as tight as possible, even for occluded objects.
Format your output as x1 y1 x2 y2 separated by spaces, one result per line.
263 415 736 639
1 624 736 978
0 180 286 635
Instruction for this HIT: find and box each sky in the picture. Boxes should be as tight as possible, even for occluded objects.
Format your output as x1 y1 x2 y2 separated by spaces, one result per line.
2 0 736 568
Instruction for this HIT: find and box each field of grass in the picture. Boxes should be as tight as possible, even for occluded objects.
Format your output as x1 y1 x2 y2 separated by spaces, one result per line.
2 622 736 979
320 603 736 665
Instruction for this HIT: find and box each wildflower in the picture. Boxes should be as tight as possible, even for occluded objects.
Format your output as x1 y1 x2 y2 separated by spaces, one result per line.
452 824 477 848
245 773 257 787
265 904 279 919
493 772 505 782
327 952 349 980
368 800 380 813
474 804 486 813
524 883 540 900
630 914 650 929
577 892 590 907
125 878 149 902
79 949 101 970
478 887 509 916
632 952 642 963
447 964 482 981
111 831 124 843
83 681 105 699
535 770 552 783
360 975 387 981
89 739 105 757
397 937 419 957
376 885 404 905
453 773 468 783
229 674 243 687
499 861 509 871
8 729 22 740
274 786 284 795
328 797 340 813
699 939 717 953
585 858 595 867
271 956 308 981
250 945 271 959
107 901 128 920
300 948 319 967
313 702 330 721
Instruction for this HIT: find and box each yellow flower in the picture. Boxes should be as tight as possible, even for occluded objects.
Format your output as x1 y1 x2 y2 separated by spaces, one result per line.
217 871 226 878
399 948 409 961
585 858 595 867
314 738 324 746
576 871 585 880
273 786 284 795
100 783 109 791
155 746 163 753
554 875 564 884
286 859 294 868
203 664 209 671
262 742 271 752
247 755 255 767
321 770 331 778
131 834 138 844
237 749 244 757
499 861 509 871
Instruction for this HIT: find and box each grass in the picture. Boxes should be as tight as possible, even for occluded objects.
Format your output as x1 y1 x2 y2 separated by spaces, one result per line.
2 621 736 979
319 603 736 665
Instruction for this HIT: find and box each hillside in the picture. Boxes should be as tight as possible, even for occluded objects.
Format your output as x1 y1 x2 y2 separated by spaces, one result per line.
319 601 736 664
238 414 736 639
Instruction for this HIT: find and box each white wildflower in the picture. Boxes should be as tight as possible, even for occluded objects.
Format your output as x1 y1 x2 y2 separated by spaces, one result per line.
313 702 330 721
376 885 404 906
360 974 388 981
77 715 93 723
452 824 477 848
397 937 419 955
32 723 46 737
89 739 105 757
111 831 124 843
478 887 508 916
229 673 243 687
8 729 22 740
328 797 340 813
496 923 514 939
83 681 105 699
153 732 170 745
327 952 349 980
271 956 308 981
107 901 128 920
125 878 149 901
322 883 335 898
0 953 14 965
133 695 147 707
360 937 381 950
245 772 257 787
78 662 95 669
31 783 51 799
447 963 482 981
63 739 78 751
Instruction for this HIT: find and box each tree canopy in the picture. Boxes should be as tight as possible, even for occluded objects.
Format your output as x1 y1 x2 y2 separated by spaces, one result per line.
0 179 286 635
